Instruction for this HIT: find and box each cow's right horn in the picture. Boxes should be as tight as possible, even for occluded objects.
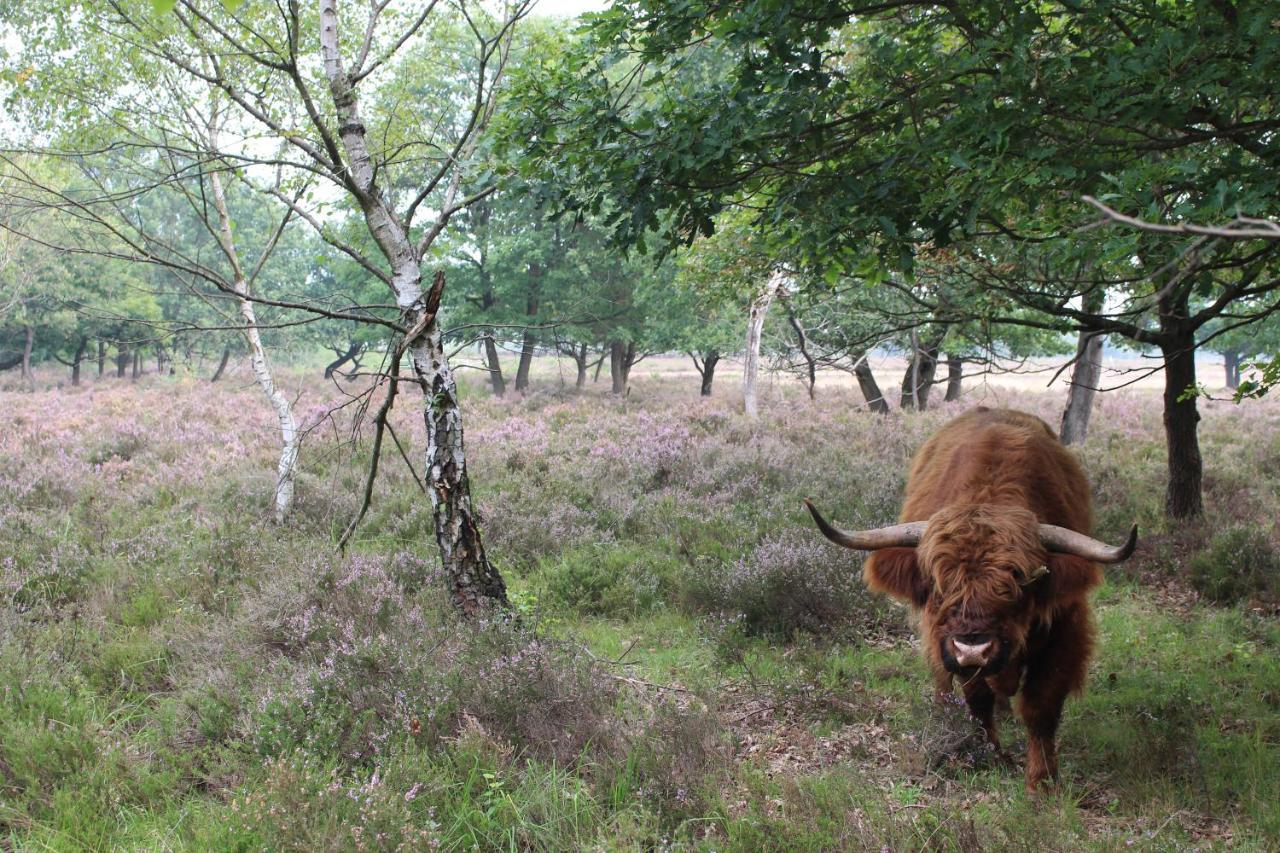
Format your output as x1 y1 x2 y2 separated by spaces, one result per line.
1038 523 1138 564
804 499 928 551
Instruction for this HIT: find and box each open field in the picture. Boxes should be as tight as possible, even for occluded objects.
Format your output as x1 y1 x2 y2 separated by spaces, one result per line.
2 366 1278 850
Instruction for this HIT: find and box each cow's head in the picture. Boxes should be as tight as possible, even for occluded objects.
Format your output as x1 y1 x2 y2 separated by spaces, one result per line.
805 500 1136 675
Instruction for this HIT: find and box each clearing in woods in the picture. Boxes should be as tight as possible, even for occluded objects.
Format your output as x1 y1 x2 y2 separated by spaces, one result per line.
1 364 1277 849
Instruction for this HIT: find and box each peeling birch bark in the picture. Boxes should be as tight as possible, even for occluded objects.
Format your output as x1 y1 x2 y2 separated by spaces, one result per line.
318 0 507 609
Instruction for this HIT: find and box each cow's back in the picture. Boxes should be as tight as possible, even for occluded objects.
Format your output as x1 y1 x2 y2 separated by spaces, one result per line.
900 408 1093 533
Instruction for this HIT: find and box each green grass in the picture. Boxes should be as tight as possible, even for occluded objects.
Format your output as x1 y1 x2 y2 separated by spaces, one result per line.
2 374 1278 849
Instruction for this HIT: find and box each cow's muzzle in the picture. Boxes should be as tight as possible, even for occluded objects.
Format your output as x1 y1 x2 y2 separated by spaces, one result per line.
951 634 994 668
941 633 1007 674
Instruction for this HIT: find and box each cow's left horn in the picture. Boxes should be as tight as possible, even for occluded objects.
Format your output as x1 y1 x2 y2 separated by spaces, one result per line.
804 499 928 551
1038 523 1138 564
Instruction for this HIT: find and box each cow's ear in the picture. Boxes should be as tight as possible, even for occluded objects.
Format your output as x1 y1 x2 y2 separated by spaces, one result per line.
1039 554 1103 603
864 548 930 607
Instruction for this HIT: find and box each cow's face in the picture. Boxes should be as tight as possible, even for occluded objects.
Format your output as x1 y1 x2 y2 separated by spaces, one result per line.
917 505 1047 676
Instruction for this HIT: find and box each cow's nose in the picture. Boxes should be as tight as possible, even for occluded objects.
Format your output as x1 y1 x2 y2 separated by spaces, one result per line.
951 634 994 667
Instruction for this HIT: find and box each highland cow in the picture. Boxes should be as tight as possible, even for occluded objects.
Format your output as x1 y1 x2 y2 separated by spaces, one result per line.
806 407 1136 790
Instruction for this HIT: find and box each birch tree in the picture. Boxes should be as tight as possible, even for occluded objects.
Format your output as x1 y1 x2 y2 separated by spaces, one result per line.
138 0 522 607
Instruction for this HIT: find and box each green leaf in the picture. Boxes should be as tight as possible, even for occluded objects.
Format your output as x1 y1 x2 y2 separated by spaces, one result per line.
151 0 178 13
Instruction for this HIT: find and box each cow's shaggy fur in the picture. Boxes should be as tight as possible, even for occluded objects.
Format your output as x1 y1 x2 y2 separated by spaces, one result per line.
864 408 1103 790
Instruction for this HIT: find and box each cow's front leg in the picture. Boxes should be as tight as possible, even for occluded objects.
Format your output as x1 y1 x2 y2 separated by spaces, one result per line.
961 676 1001 750
1019 610 1092 791
1018 688 1063 791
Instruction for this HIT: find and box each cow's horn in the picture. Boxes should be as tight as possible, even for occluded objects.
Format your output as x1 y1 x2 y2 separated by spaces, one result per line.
804 499 928 551
1038 523 1138 564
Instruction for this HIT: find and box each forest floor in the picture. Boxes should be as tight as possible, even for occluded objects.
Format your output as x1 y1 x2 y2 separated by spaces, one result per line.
2 361 1278 850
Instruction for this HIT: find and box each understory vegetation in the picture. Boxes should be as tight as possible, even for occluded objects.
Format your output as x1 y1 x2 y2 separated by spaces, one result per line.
2 366 1279 850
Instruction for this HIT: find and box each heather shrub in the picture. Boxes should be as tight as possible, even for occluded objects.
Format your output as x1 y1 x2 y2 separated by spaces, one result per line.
248 549 624 768
1188 526 1280 604
682 531 897 639
449 622 624 766
217 751 443 851
540 543 679 617
601 696 728 824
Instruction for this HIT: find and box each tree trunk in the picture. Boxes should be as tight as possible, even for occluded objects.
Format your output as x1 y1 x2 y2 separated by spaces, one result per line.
324 340 363 379
574 343 589 389
744 270 785 418
853 355 890 414
1224 349 1241 390
1060 332 1104 446
1160 333 1204 518
609 340 629 394
944 354 963 402
899 335 941 410
483 332 506 397
1059 288 1106 446
211 345 232 382
131 350 141 381
20 325 34 383
71 336 88 386
694 350 720 397
515 267 540 392
207 150 300 525
318 4 507 611
116 346 129 378
515 329 536 391
97 340 106 377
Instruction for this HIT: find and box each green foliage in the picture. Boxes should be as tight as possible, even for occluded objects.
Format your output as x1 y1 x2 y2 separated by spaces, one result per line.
541 543 679 617
1189 527 1280 605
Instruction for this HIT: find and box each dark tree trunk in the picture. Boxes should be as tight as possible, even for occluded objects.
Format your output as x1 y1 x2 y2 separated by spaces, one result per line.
1224 349 1242 390
944 355 963 402
515 263 541 392
71 336 88 386
483 333 506 396
608 341 636 395
116 346 130 378
97 340 106 377
324 340 363 379
1160 333 1204 518
693 350 720 397
20 325 34 383
515 330 536 391
574 343 589 389
853 357 890 414
593 350 606 383
210 345 232 382
131 350 141 381
900 340 941 410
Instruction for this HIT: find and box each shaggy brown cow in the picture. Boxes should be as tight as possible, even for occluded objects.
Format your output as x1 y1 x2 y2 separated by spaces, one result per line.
806 407 1136 790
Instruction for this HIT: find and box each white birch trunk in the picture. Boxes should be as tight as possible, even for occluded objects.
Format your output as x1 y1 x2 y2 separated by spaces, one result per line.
206 151 299 524
744 269 786 418
319 0 506 609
